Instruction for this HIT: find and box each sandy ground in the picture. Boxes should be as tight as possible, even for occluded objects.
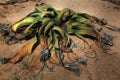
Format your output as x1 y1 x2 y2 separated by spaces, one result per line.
0 0 120 80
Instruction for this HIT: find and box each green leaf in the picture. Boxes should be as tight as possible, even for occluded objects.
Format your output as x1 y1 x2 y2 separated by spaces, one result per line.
53 32 59 48
57 8 75 21
38 18 51 37
52 26 64 38
12 17 35 32
44 21 55 36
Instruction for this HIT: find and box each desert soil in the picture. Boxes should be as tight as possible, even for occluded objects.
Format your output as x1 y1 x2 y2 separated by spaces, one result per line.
0 0 120 80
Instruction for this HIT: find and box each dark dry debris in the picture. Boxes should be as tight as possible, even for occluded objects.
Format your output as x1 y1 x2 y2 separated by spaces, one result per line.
102 0 120 6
